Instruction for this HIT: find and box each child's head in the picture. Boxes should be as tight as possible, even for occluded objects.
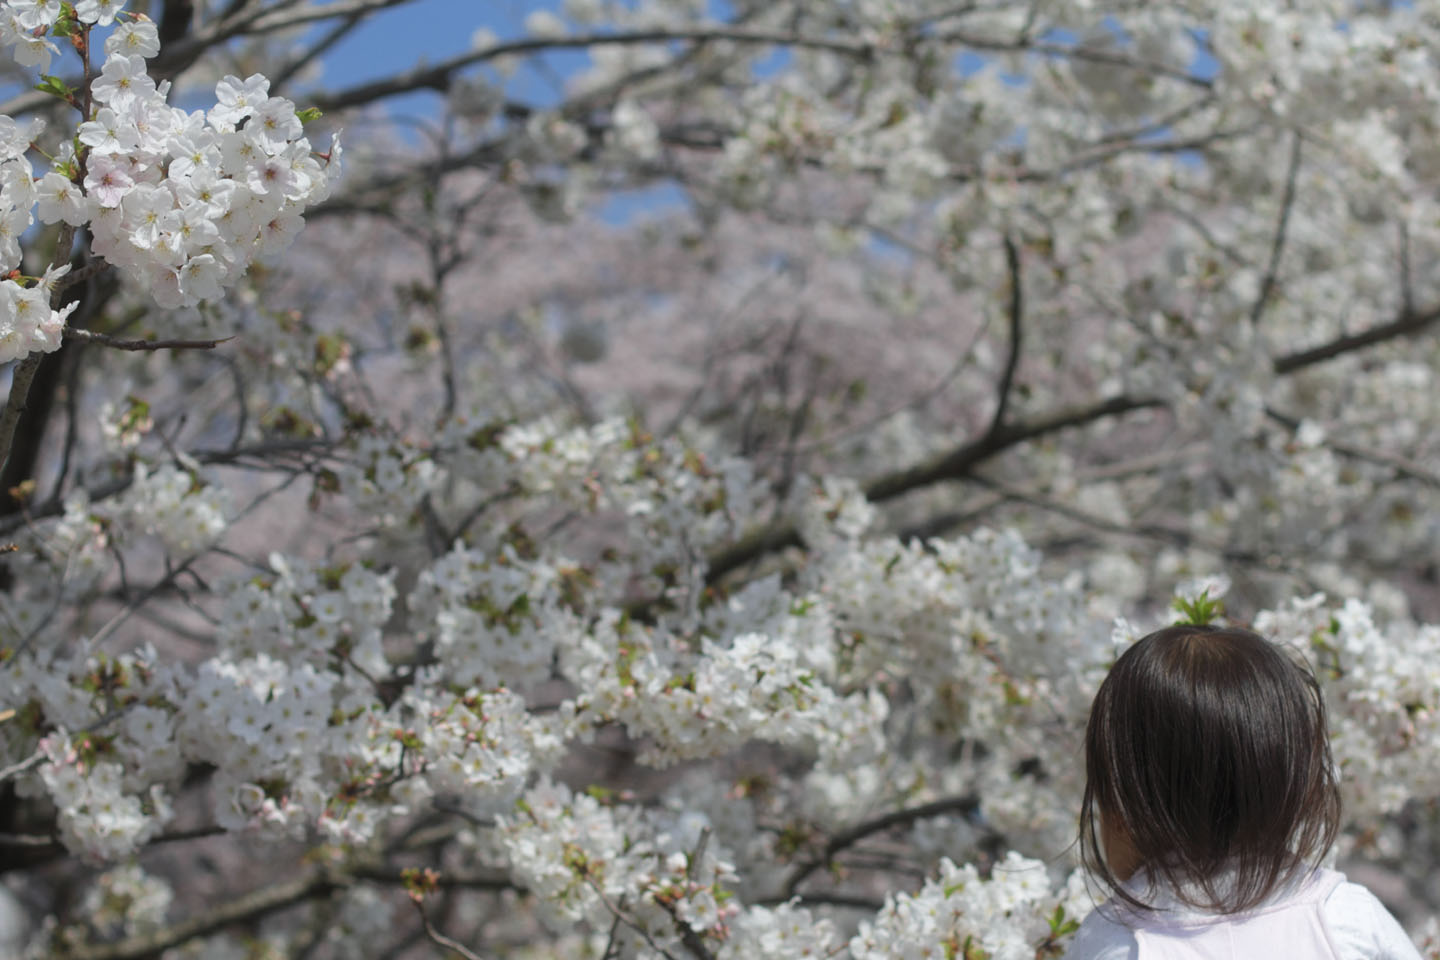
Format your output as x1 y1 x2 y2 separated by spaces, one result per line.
1079 623 1341 914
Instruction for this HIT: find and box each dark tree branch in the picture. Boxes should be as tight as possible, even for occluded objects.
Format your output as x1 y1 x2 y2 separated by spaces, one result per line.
1398 219 1415 318
965 474 1298 577
61 329 236 351
1272 305 1440 374
988 235 1023 436
269 12 367 92
935 29 1213 88
56 864 518 960
0 439 331 538
1250 132 1301 325
781 794 980 897
0 224 75 485
56 259 110 289
56 870 341 960
158 0 196 48
587 881 682 960
657 899 718 960
1265 407 1440 490
702 394 1164 583
860 395 1163 503
149 0 420 85
307 19 1209 115
309 26 890 113
757 892 885 910
694 289 1440 589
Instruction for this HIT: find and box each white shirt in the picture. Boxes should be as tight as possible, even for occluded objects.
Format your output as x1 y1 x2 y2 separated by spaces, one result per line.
1064 869 1422 960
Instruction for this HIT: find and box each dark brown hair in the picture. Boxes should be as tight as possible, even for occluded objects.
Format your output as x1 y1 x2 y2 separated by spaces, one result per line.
1079 624 1341 914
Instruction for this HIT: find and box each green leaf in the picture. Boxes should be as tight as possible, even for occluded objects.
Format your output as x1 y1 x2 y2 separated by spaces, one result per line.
50 10 79 37
34 75 77 101
1172 588 1223 626
297 106 324 125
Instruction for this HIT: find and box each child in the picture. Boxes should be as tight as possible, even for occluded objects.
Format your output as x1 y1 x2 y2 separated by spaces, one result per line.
1064 624 1423 959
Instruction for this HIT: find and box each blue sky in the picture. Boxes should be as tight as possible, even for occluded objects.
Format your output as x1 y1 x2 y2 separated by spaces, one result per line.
312 0 573 114
305 0 676 220
309 0 690 221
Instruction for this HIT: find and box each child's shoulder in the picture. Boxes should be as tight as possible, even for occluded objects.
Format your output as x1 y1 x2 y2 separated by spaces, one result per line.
1062 874 1422 960
1323 878 1423 960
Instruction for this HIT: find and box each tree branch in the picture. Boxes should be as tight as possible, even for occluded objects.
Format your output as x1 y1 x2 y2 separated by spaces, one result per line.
0 355 45 485
656 899 717 960
781 794 979 897
1250 132 1302 325
1272 305 1440 374
935 30 1212 88
988 235 1023 436
310 26 888 113
702 395 1164 583
0 224 75 481
56 259 110 290
1265 407 1440 490
269 11 367 92
0 750 43 785
586 880 682 960
861 395 1164 503
61 328 236 352
56 864 518 960
56 869 341 960
0 438 331 538
700 281 1440 588
413 899 486 960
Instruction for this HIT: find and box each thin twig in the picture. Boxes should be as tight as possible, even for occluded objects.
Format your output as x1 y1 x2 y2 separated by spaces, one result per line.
0 750 43 784
655 899 717 960
55 259 110 290
585 880 681 960
414 899 487 960
61 328 236 351
1265 407 1440 490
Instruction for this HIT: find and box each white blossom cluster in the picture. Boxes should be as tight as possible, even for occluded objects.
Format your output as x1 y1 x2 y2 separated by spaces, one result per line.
1 0 126 69
335 434 439 524
217 553 395 675
500 778 738 947
491 416 764 567
396 685 570 817
409 542 578 691
0 119 78 361
718 902 839 960
120 463 231 556
13 477 1440 946
1257 595 1440 837
849 854 1091 960
82 56 339 308
561 613 889 768
77 863 174 941
0 0 339 365
2 644 184 860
